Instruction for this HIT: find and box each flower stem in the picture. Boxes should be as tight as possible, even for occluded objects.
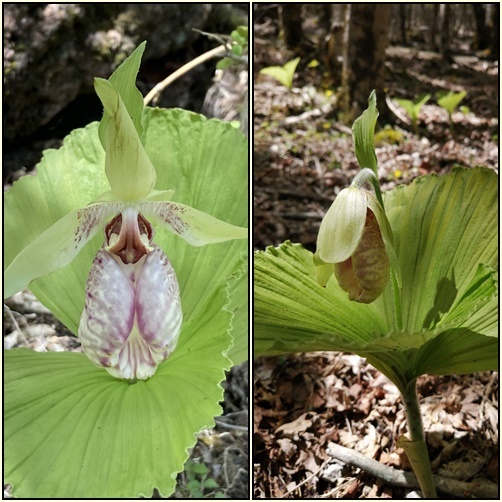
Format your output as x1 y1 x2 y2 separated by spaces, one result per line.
400 379 437 498
351 168 385 210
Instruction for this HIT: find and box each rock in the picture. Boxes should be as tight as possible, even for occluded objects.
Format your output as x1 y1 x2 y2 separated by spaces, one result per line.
4 3 214 140
202 66 249 137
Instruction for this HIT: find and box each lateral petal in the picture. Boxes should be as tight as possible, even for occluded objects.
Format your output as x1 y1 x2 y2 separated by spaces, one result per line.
4 202 121 298
140 201 248 246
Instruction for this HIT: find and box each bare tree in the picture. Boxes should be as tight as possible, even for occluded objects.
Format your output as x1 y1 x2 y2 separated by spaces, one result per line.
280 5 303 50
399 4 407 44
491 3 499 58
439 3 452 62
324 3 348 88
431 3 440 51
341 4 391 118
471 3 491 50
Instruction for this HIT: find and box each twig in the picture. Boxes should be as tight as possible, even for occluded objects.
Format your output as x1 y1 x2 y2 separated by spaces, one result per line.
386 95 412 125
3 304 31 347
220 410 248 420
280 458 331 498
214 417 248 432
327 442 499 499
281 108 322 126
477 371 498 432
143 45 227 106
320 479 355 499
193 28 248 65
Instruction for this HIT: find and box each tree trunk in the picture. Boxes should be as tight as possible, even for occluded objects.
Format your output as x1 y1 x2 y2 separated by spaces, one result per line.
280 5 303 50
341 4 391 119
491 4 499 58
439 4 452 62
399 4 407 44
471 3 491 50
431 3 440 51
320 4 332 36
325 20 346 87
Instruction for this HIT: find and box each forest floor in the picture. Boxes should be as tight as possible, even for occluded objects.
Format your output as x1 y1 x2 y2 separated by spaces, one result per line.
253 20 498 500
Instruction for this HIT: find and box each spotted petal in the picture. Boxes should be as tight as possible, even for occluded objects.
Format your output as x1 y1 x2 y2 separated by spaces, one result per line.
141 201 248 246
4 202 122 298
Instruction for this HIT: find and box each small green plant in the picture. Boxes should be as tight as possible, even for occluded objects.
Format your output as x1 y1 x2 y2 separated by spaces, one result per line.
216 25 248 70
395 93 430 134
255 91 497 498
177 460 225 498
259 57 301 90
437 90 467 132
437 90 467 116
374 125 404 146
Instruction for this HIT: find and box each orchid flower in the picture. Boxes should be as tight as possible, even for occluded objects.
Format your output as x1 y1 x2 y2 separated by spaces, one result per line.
4 77 247 380
314 168 400 303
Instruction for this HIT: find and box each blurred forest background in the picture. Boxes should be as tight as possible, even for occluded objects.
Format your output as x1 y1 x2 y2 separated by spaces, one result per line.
254 3 498 249
254 3 498 499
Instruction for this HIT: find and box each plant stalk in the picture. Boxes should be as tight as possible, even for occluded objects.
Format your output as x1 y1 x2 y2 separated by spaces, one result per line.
400 379 437 498
143 45 227 106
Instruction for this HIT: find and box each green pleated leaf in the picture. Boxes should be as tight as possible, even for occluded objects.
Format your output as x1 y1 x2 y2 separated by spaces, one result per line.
223 254 249 365
4 123 109 329
435 263 497 331
383 167 498 334
254 241 388 357
5 278 231 498
254 167 498 384
411 326 498 376
141 108 248 326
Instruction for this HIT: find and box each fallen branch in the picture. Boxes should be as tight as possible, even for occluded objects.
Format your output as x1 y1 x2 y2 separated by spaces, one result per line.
254 211 323 220
327 442 498 499
143 45 227 106
257 187 335 202
385 95 412 126
281 109 322 126
280 458 331 498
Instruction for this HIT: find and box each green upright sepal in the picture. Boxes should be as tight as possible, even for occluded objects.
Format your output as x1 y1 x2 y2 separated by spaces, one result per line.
352 90 379 176
98 41 145 146
94 78 156 202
